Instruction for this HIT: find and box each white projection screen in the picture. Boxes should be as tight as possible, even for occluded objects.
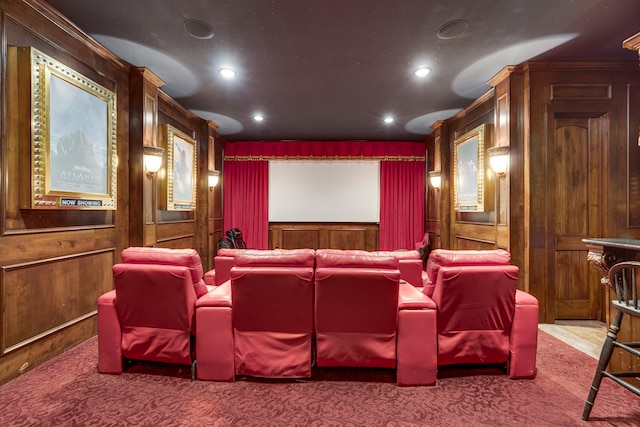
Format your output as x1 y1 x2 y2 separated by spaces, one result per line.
268 160 380 222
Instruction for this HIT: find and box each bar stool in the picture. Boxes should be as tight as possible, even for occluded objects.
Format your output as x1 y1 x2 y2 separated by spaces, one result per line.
582 261 640 420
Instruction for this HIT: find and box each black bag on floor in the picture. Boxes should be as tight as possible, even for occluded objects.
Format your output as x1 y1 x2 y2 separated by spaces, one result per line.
217 236 234 249
224 228 247 249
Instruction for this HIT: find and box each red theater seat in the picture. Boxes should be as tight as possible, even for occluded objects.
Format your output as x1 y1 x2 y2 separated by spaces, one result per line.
98 247 212 378
428 249 538 379
314 249 437 386
196 249 316 380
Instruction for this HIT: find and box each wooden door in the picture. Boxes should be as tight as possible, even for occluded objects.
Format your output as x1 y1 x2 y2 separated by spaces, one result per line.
552 115 604 319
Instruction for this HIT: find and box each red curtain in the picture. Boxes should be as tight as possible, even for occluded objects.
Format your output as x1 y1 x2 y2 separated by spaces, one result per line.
224 141 425 160
223 159 269 249
224 141 426 250
379 160 425 250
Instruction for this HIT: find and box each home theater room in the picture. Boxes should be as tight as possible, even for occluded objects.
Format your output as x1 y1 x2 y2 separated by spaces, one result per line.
1 0 640 425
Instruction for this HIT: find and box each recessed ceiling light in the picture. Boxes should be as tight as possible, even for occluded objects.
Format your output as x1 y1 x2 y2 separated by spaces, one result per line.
383 116 394 124
253 114 265 122
219 68 236 79
414 67 431 77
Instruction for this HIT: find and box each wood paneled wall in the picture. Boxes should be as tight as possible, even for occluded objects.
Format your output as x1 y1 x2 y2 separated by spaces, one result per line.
527 61 640 375
269 223 379 251
430 91 502 253
523 62 640 325
429 59 640 375
0 0 221 384
208 122 224 271
0 0 130 384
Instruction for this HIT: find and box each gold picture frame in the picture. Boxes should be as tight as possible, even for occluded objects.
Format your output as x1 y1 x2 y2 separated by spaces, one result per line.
17 47 117 210
453 124 491 212
159 124 197 211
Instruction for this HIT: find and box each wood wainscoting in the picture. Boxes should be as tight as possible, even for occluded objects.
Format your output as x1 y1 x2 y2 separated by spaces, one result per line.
269 223 379 251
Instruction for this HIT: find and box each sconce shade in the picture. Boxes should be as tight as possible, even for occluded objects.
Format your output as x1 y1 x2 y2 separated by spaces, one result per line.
143 145 164 174
429 171 441 189
208 169 221 188
487 146 510 175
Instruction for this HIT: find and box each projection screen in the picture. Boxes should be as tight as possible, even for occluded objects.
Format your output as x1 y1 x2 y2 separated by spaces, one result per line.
268 160 380 223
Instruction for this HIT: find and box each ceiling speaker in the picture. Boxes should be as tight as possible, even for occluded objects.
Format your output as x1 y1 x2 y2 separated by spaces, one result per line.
183 19 214 40
437 20 469 40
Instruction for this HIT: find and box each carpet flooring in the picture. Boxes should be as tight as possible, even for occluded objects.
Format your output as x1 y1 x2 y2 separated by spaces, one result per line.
0 330 638 426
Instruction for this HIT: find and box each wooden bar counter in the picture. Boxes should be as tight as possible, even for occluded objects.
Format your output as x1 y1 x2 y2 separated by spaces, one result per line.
583 238 640 375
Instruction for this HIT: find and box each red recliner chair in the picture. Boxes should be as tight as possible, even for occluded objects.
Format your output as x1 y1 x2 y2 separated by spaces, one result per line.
196 249 316 380
98 247 211 379
320 249 425 288
427 249 538 379
204 248 252 286
422 248 512 297
314 249 437 386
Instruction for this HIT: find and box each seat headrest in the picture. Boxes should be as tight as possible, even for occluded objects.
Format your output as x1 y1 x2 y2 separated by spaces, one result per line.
217 248 251 257
316 250 398 269
426 249 511 282
233 249 315 267
373 250 420 260
317 249 418 261
121 246 204 286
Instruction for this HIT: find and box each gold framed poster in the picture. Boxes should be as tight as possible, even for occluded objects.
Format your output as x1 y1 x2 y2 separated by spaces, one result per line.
17 46 117 210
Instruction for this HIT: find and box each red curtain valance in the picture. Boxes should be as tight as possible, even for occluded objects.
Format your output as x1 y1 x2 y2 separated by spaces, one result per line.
224 141 426 161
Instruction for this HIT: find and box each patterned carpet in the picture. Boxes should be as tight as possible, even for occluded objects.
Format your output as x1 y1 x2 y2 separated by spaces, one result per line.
0 330 638 426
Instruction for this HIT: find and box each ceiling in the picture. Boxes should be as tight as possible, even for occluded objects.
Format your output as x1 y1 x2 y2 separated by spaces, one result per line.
44 0 640 142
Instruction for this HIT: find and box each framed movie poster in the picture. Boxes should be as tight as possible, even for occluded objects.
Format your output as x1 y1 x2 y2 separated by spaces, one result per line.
17 46 117 210
159 124 197 211
453 124 491 212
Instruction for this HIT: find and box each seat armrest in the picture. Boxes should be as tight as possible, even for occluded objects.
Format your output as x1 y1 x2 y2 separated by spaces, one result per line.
97 290 122 374
195 280 234 381
398 281 436 310
515 289 538 306
421 271 435 297
204 269 216 286
396 282 437 385
510 289 539 379
196 280 232 308
98 289 117 305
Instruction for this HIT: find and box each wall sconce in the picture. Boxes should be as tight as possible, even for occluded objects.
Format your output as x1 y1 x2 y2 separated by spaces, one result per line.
143 145 164 176
208 169 220 189
487 146 510 176
429 171 441 190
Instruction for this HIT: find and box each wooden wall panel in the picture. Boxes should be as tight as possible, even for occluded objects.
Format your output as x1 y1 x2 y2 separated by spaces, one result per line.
525 62 640 326
327 228 367 250
550 84 612 100
128 68 163 248
489 67 526 286
157 237 195 249
155 98 207 259
155 221 195 242
0 0 130 384
1 249 114 354
495 92 509 227
454 237 496 250
446 93 497 251
554 249 592 319
270 223 378 251
209 130 224 268
628 84 640 228
282 229 320 249
0 0 216 385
